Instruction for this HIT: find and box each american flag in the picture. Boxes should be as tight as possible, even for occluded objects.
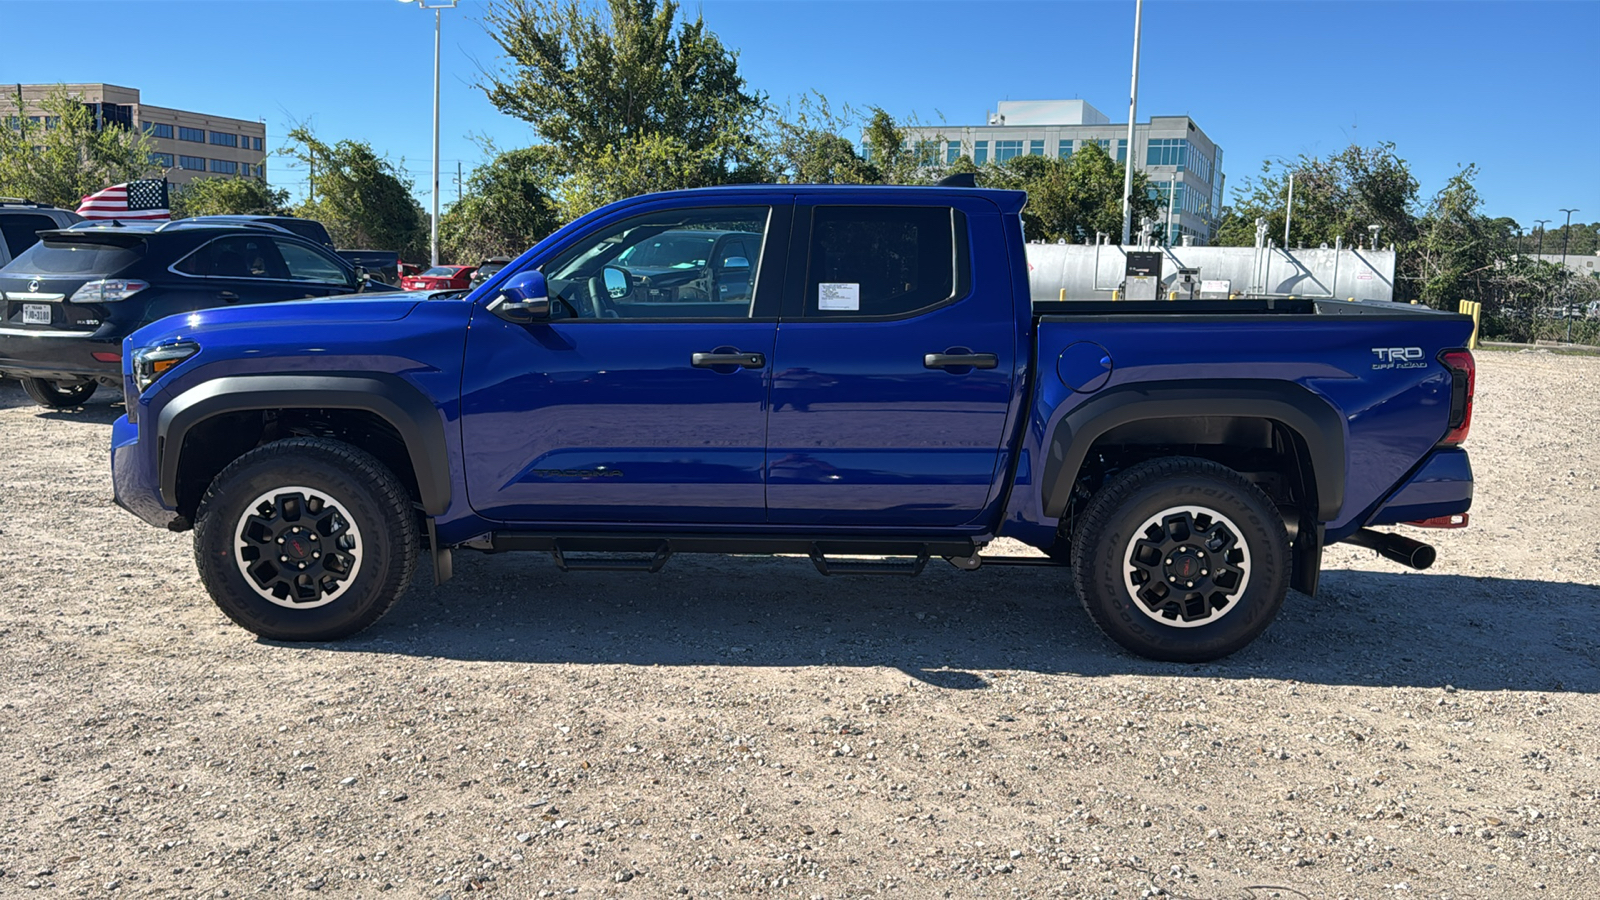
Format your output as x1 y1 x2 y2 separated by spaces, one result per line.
77 179 171 221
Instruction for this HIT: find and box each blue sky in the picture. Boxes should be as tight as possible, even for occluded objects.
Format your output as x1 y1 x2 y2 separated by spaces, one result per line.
5 0 1596 227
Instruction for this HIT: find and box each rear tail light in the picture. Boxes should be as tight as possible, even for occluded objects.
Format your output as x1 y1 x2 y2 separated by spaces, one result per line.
91 351 121 362
1438 348 1474 445
70 279 149 303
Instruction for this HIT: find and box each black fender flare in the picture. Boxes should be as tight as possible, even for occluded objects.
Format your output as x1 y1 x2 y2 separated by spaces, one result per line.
156 373 451 516
1040 379 1346 522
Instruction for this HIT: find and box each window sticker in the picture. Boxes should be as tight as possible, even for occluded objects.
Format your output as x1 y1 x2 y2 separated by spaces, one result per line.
818 282 860 311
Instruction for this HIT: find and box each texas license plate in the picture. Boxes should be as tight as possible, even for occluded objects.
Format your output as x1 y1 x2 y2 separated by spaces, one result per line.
22 303 52 325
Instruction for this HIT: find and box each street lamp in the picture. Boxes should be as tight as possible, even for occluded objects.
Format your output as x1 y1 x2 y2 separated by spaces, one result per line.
1558 208 1579 267
1534 218 1551 259
399 0 459 267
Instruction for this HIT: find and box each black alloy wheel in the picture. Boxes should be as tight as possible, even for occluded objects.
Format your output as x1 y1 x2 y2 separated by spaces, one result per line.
1071 457 1289 663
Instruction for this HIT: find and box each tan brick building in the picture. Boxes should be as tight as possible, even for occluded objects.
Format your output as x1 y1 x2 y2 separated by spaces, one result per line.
4 83 267 187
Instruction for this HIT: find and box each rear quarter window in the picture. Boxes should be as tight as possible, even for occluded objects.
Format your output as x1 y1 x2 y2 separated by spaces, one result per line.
2 239 143 276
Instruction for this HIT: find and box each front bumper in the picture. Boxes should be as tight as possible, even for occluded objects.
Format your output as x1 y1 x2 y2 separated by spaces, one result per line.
111 413 185 529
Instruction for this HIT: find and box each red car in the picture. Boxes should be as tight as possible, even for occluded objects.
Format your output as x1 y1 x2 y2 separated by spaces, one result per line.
400 264 475 291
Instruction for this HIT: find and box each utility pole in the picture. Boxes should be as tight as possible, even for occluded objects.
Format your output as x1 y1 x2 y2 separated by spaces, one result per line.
1118 0 1144 245
457 160 463 205
1283 172 1294 246
308 146 315 204
1559 208 1579 337
1534 218 1550 259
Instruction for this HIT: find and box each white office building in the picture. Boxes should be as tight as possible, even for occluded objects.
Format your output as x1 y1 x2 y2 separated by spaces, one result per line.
903 99 1224 245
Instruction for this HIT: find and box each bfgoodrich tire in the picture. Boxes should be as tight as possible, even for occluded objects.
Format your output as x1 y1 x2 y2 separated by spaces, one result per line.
1071 457 1289 663
193 437 418 641
22 377 97 408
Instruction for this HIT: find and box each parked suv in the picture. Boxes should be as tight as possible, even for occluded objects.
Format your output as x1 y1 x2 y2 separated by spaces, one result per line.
0 219 395 407
0 199 82 267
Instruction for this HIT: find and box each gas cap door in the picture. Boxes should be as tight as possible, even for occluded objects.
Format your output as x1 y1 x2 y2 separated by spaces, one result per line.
1057 341 1113 393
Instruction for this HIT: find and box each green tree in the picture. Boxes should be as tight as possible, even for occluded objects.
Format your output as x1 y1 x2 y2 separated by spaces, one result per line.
1212 142 1419 250
439 146 562 262
1410 165 1497 308
0 86 156 209
279 127 427 257
168 176 289 218
766 93 880 185
480 0 767 216
976 142 1158 244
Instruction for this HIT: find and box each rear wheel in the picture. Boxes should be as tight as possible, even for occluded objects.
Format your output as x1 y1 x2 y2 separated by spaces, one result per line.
194 437 418 641
22 378 97 408
1071 457 1289 662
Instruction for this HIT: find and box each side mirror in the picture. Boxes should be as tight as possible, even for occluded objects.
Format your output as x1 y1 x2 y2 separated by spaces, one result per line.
353 265 369 290
487 270 550 323
721 256 750 270
602 265 632 300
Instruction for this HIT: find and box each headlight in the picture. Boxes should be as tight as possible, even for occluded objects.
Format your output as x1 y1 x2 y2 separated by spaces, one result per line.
70 279 149 303
132 342 199 392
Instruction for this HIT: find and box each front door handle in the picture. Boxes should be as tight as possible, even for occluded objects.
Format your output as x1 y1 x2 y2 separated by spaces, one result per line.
692 351 765 369
924 352 998 370
219 291 240 303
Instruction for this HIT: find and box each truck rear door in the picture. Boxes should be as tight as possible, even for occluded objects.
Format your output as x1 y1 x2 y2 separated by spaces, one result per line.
765 198 1019 527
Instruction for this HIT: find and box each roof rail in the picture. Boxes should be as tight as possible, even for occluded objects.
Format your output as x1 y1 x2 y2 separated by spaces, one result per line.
0 197 52 208
153 218 292 235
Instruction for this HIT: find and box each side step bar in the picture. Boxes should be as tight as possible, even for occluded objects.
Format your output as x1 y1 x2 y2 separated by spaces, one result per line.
809 546 928 576
551 539 672 573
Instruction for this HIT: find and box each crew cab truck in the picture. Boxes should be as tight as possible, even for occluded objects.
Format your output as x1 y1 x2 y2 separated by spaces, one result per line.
109 185 1476 662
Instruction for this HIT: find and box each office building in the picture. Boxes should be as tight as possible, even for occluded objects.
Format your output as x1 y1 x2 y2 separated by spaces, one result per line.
903 99 1224 244
3 84 267 187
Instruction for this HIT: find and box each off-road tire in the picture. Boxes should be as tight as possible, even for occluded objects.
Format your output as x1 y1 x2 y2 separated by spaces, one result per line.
23 378 97 408
1071 457 1289 662
194 437 418 641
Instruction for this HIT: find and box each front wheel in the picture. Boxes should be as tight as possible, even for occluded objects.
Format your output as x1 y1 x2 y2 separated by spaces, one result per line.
22 377 97 408
193 437 418 641
1071 457 1289 662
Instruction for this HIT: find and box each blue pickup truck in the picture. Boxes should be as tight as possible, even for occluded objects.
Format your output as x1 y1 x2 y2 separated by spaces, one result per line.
109 185 1475 662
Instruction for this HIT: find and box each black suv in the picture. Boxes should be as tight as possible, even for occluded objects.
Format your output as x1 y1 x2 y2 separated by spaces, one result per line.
1 199 82 267
0 219 395 407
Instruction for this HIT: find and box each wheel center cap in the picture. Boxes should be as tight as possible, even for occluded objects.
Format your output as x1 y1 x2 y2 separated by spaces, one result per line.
285 537 310 560
1164 547 1207 585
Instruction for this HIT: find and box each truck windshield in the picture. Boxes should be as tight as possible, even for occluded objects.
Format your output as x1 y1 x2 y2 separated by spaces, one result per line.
2 239 142 276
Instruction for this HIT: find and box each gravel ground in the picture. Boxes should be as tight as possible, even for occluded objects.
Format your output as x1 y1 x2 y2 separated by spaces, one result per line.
1 350 1597 899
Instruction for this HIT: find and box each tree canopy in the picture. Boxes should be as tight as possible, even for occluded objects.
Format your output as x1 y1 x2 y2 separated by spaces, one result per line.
0 86 155 210
168 176 289 219
439 145 562 262
279 127 428 259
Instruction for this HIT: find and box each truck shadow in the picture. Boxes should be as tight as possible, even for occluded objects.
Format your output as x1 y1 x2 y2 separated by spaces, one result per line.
325 552 1600 694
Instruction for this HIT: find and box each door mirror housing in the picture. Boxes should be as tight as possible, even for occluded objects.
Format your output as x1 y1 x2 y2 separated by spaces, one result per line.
488 269 550 323
720 256 750 270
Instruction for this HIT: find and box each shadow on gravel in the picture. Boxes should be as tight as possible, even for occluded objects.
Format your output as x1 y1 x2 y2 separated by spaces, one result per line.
0 381 123 420
316 550 1599 694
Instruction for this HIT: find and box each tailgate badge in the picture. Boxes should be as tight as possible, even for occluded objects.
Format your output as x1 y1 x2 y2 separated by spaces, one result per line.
28 279 41 292
1371 347 1426 370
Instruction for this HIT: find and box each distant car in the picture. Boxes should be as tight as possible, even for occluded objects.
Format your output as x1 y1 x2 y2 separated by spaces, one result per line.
0 219 396 408
1 199 82 267
401 264 475 291
468 256 513 289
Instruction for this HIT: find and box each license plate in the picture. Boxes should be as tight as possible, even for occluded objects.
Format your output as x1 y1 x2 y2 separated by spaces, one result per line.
22 303 52 325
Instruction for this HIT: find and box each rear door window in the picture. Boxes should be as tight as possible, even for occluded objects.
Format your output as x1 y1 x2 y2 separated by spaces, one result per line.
803 206 968 318
174 236 289 279
4 238 142 276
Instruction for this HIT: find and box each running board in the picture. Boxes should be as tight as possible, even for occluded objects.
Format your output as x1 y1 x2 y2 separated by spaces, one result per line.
550 539 672 573
809 545 928 576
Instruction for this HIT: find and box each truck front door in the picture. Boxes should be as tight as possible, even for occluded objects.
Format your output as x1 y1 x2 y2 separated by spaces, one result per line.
459 204 789 524
766 200 1020 527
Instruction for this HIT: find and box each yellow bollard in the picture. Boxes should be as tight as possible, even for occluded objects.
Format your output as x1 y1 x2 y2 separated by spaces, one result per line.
1457 300 1481 349
1111 290 1120 301
1059 288 1066 301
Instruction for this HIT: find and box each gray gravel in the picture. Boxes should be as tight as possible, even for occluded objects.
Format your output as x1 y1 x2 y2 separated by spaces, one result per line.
1 350 1598 898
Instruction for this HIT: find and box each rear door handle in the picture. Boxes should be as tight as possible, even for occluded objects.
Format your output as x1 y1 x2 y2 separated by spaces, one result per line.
219 291 240 303
924 352 998 370
692 351 765 369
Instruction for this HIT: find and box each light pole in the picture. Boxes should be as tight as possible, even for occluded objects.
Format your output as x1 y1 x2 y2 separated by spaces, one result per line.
399 0 459 267
1534 218 1551 259
1118 0 1144 245
1558 208 1579 268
